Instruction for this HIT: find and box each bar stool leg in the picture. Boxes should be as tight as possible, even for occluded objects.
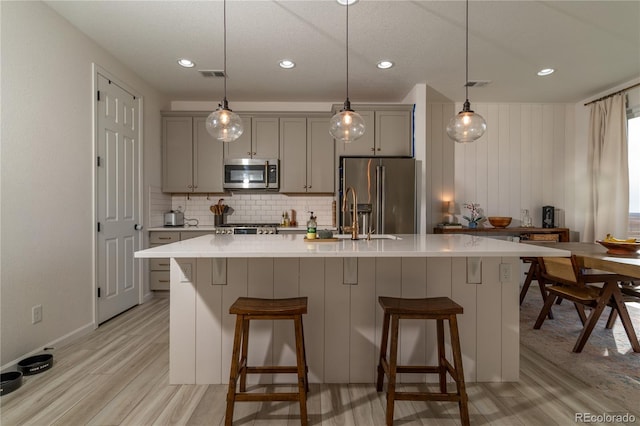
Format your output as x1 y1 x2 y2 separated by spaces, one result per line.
239 317 250 392
299 319 310 392
225 315 244 426
436 319 447 393
294 316 309 426
386 315 400 426
448 314 470 426
376 311 391 391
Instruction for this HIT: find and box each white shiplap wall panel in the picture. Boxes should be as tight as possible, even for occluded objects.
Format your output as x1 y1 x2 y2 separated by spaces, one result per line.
426 102 456 230
519 105 533 224
443 102 572 230
498 105 511 216
430 104 444 224
508 105 522 221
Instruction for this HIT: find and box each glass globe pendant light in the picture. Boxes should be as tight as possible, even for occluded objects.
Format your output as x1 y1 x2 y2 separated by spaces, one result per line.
329 1 365 143
446 0 486 143
206 0 243 143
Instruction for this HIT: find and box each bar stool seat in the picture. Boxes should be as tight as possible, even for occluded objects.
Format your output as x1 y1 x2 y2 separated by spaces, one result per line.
376 296 470 426
225 297 309 426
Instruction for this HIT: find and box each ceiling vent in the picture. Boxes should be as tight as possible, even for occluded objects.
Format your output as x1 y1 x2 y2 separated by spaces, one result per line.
465 80 491 88
199 70 226 78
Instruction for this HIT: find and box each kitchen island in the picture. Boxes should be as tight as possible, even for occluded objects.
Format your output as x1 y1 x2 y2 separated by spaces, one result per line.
135 234 569 385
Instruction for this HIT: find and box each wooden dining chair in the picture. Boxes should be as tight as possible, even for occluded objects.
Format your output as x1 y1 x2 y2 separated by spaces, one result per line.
519 257 555 319
534 256 640 353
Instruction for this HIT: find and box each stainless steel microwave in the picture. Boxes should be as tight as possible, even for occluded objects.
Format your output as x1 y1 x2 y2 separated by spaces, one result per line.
223 158 279 190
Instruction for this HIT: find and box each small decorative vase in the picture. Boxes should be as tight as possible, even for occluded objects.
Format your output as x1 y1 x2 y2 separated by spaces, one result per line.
468 222 478 229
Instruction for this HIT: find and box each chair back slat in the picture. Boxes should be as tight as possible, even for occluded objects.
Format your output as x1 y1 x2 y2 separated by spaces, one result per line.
540 257 578 284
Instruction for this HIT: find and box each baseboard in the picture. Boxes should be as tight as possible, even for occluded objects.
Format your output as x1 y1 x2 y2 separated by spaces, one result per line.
1 322 95 373
142 291 155 303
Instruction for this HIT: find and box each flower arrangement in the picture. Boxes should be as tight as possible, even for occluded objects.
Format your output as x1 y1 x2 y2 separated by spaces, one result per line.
463 203 484 227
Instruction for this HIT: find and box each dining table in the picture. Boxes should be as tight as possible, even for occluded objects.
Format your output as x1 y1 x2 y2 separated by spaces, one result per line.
522 241 640 352
526 241 640 279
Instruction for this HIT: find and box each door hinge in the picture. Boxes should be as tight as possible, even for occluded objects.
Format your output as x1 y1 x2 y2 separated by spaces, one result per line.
98 287 101 298
97 222 101 232
96 156 101 167
97 90 101 101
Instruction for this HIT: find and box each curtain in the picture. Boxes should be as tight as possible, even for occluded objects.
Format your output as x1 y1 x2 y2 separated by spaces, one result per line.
584 93 629 241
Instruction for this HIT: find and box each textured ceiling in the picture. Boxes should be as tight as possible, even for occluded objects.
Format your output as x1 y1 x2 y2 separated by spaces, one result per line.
46 0 640 103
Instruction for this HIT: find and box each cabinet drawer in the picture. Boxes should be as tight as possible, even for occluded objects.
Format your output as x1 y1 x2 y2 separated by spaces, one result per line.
150 258 171 271
180 231 213 240
149 232 180 244
150 271 170 290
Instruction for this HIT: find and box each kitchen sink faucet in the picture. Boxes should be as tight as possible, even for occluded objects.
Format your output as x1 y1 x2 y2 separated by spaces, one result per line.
342 186 359 240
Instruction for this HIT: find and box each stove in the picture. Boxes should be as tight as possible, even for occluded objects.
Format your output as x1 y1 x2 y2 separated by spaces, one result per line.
214 223 279 235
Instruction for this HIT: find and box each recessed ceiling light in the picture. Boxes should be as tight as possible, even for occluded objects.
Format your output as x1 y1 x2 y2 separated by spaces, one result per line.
377 60 394 70
537 68 555 76
279 59 296 69
177 58 195 68
336 0 358 5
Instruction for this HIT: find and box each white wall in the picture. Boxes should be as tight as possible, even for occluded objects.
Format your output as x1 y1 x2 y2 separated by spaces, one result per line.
451 103 576 233
0 1 169 367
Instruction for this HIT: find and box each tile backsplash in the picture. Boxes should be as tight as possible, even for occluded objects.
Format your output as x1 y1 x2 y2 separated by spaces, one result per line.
171 193 335 227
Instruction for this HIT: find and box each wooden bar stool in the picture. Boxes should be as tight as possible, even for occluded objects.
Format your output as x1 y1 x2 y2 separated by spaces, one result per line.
376 296 469 426
225 297 309 426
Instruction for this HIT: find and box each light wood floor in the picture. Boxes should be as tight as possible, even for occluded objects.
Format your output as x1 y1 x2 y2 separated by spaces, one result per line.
1 296 637 425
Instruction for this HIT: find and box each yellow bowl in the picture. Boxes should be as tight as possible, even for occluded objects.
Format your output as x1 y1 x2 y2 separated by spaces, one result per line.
488 216 512 228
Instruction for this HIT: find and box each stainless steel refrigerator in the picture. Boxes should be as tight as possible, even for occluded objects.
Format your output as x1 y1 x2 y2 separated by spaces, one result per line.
339 157 416 234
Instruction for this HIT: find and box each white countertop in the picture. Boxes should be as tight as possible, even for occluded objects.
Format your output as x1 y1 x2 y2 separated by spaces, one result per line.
135 233 570 259
148 226 335 232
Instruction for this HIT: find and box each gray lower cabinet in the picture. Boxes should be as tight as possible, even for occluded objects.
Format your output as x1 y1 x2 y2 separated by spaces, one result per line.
334 105 413 157
148 231 213 290
162 114 224 193
279 115 334 193
148 231 180 290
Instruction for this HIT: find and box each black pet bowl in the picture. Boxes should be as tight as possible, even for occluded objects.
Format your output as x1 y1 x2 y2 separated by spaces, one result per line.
17 354 53 375
1 371 23 396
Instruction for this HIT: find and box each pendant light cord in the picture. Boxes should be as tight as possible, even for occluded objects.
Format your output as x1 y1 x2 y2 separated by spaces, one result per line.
465 0 469 102
345 3 350 103
223 0 228 103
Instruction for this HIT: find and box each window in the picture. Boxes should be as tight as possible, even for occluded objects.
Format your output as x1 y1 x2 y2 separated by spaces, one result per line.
628 107 640 237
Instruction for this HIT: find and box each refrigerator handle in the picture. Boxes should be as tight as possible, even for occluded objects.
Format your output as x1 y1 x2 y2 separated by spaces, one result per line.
377 165 385 234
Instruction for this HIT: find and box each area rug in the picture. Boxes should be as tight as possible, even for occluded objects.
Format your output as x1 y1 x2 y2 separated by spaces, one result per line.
519 293 640 407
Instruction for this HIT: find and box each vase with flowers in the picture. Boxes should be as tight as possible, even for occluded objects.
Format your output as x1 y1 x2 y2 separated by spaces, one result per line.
463 203 484 228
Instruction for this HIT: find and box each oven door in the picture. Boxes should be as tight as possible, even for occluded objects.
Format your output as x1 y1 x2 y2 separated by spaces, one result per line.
223 159 279 189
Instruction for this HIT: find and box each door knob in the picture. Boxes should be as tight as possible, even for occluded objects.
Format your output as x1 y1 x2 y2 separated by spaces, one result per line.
134 224 143 231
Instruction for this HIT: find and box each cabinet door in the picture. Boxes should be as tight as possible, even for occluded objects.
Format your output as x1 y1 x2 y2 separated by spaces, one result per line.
253 117 280 159
193 117 224 192
375 110 412 156
307 117 334 193
224 114 253 159
162 116 193 192
279 117 308 193
335 110 375 156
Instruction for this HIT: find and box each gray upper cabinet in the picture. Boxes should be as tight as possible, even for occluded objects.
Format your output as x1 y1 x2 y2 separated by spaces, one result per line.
307 117 334 193
279 115 334 194
224 116 279 160
334 105 413 157
162 114 224 193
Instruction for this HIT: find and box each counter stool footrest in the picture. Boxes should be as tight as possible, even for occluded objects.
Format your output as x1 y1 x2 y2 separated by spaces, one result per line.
395 366 443 374
245 366 300 374
235 392 301 402
394 391 462 402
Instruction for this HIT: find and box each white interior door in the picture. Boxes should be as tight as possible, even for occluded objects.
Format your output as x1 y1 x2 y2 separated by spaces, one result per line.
96 73 142 324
